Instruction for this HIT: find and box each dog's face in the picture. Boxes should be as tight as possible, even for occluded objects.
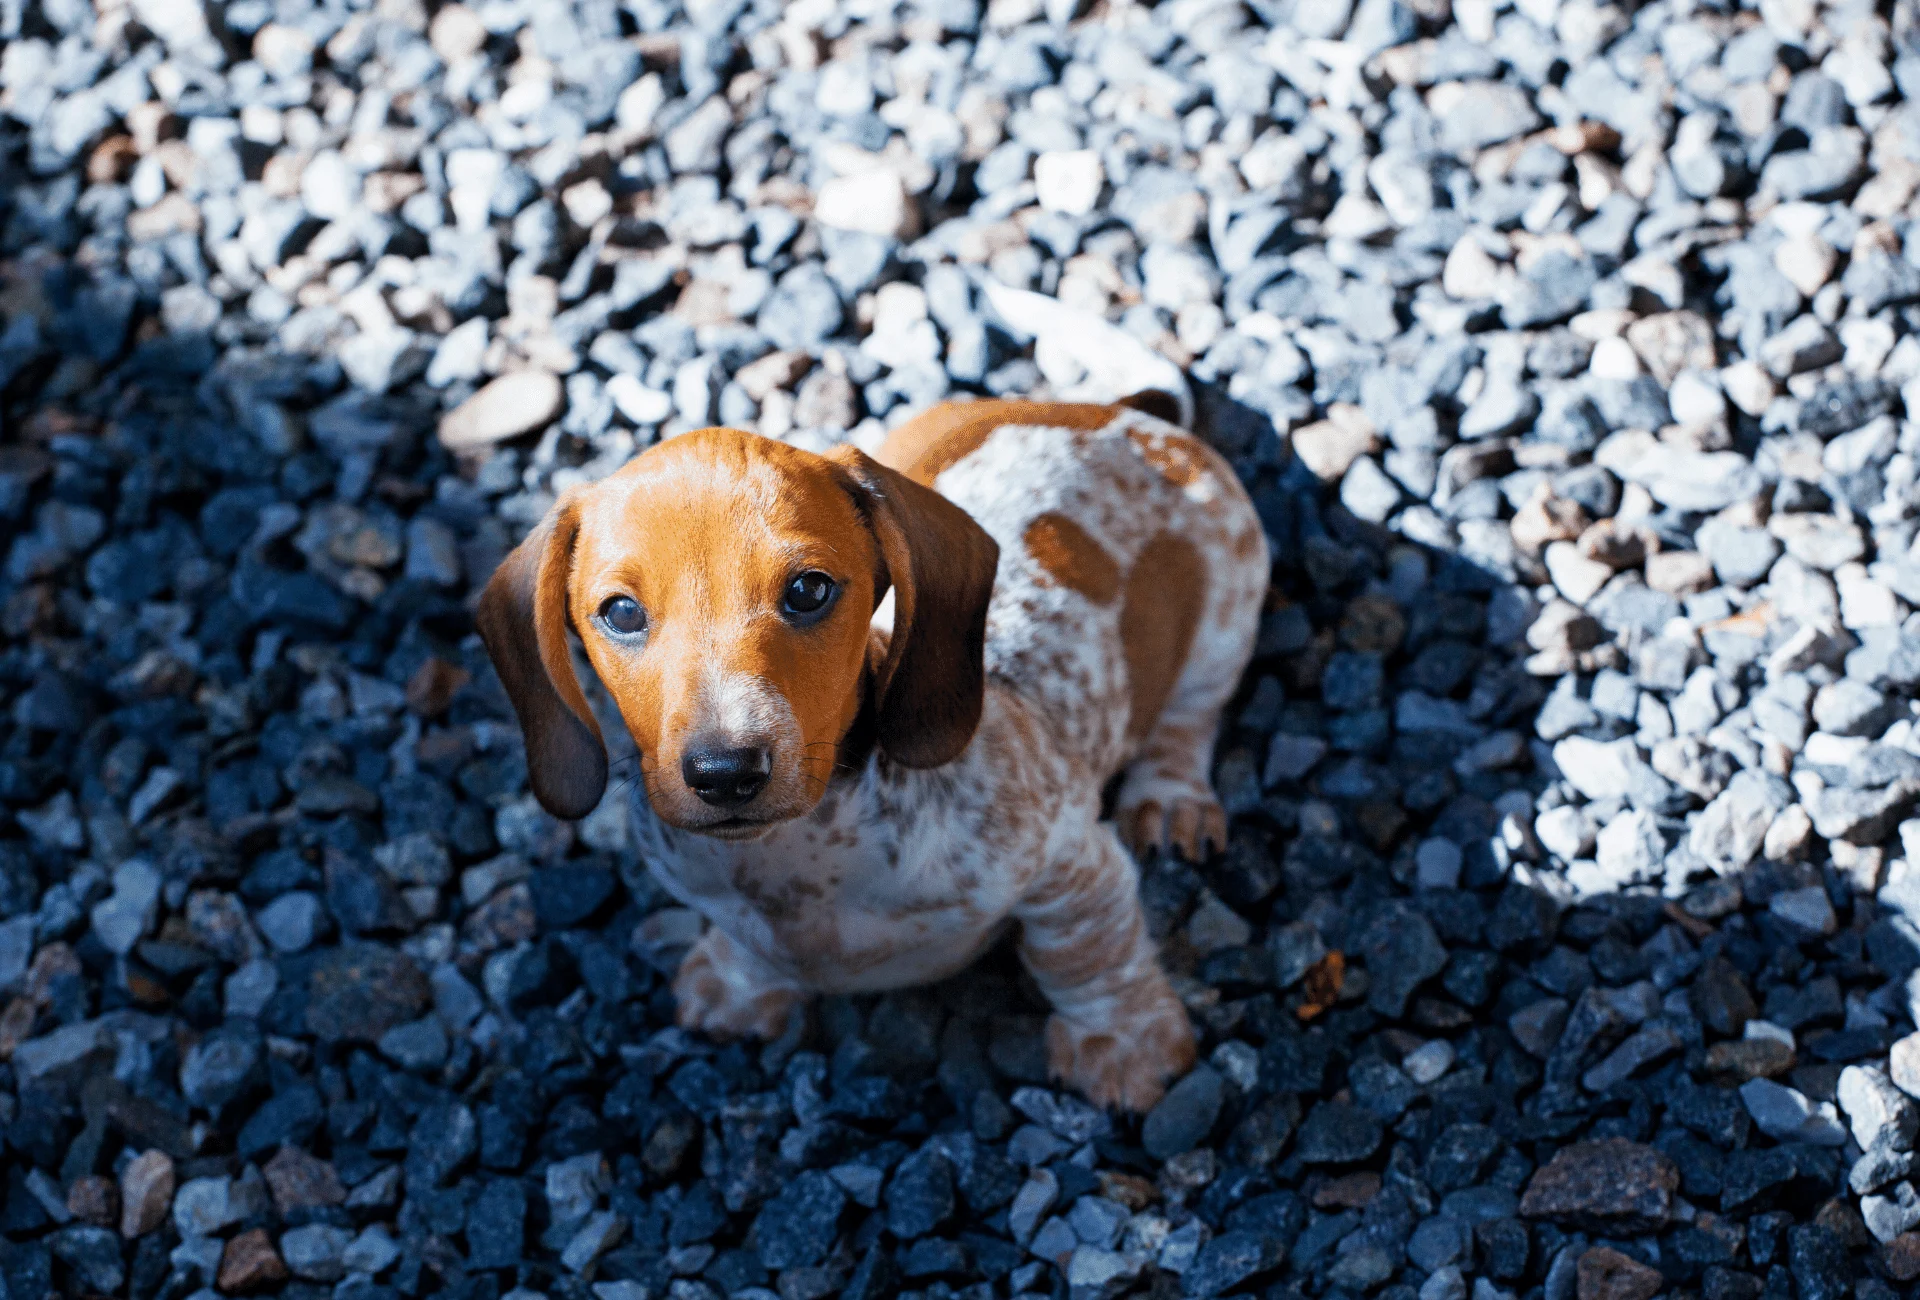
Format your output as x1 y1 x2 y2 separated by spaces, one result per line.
477 428 1000 836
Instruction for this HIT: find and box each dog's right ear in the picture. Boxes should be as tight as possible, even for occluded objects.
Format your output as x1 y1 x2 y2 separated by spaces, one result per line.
476 496 607 820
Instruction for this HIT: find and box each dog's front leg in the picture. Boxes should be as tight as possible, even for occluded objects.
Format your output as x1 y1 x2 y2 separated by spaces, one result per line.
1015 825 1196 1112
673 926 805 1040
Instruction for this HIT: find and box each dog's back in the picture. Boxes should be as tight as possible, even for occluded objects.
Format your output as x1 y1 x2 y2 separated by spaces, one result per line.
877 397 1270 859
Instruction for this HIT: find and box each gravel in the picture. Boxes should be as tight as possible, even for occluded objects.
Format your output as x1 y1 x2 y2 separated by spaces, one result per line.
6 0 1920 1295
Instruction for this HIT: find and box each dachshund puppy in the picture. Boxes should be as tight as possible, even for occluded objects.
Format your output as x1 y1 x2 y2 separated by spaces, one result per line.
479 396 1269 1109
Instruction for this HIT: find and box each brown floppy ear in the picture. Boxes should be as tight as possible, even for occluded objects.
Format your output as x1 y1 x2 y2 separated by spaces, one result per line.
826 446 1000 768
1117 389 1186 427
476 496 608 819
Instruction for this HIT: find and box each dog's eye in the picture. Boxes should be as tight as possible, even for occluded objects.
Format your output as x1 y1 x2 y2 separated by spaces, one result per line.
782 571 836 618
599 595 647 636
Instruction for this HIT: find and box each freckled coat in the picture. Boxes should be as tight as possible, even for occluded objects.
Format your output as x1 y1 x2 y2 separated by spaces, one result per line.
629 400 1269 995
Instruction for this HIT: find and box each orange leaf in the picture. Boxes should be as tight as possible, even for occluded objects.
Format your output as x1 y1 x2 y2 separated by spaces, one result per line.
1296 950 1345 1021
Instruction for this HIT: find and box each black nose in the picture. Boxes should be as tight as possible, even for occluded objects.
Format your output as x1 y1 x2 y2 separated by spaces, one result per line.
681 746 771 809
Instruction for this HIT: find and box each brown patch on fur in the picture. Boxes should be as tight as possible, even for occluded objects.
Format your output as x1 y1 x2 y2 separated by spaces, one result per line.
1121 532 1207 745
1024 512 1122 604
878 399 1120 486
1127 429 1203 488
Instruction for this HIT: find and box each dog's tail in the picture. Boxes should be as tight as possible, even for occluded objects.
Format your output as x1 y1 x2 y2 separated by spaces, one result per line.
982 281 1194 430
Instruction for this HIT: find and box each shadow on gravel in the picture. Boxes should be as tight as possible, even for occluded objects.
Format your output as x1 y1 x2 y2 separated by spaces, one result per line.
3 194 1913 1300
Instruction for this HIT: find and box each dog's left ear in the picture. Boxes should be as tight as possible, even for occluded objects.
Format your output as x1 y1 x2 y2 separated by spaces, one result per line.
826 446 1000 768
476 494 609 819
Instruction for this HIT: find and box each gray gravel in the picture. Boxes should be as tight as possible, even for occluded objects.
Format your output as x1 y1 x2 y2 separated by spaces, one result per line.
6 0 1920 1297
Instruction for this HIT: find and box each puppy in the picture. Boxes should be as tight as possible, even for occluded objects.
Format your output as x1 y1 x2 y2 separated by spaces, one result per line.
478 395 1269 1109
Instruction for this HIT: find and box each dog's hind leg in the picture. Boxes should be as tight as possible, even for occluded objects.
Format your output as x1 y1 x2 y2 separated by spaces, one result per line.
1112 525 1267 863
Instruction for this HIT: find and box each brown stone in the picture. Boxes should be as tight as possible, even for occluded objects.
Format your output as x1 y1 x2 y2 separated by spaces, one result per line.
363 171 427 214
1577 518 1654 569
1295 951 1345 1022
66 1175 118 1228
793 368 858 431
1883 1231 1920 1282
0 997 37 1061
1096 1170 1156 1210
88 136 139 185
1815 1197 1871 1249
1511 486 1588 555
461 883 537 949
734 349 811 401
1519 1140 1678 1233
1314 1171 1382 1210
1625 310 1717 386
304 944 431 1044
1339 593 1407 655
218 1228 289 1293
1578 1247 1664 1300
263 1146 346 1215
120 1150 176 1238
1700 1038 1796 1085
405 658 470 717
1646 550 1716 595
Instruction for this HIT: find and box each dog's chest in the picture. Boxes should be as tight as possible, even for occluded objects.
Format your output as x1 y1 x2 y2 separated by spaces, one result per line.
630 777 1020 991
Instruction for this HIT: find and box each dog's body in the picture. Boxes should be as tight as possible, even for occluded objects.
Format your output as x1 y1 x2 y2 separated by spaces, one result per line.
480 397 1268 1109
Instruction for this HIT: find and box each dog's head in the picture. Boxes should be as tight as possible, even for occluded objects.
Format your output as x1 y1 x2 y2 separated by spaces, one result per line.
477 428 1000 837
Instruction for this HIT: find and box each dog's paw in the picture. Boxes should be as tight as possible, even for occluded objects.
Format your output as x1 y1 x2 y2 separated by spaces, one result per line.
1045 982 1197 1113
1118 791 1227 863
672 932 801 1041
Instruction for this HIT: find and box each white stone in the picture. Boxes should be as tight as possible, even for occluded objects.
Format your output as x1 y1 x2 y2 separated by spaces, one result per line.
129 0 212 49
1668 369 1726 427
1740 1078 1847 1146
428 4 487 60
1863 1183 1920 1243
561 179 613 228
1292 410 1379 480
814 170 914 238
445 148 504 234
1034 150 1104 216
1551 736 1643 800
426 318 488 388
1721 360 1777 416
1772 235 1837 296
605 375 673 426
439 372 565 450
1594 807 1665 887
1442 238 1503 299
1595 432 1764 511
300 151 360 222
1544 540 1614 604
1838 1065 1920 1151
1535 805 1594 861
1588 335 1642 379
253 23 315 77
616 75 667 137
1891 1032 1920 1099
1402 1039 1455 1084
